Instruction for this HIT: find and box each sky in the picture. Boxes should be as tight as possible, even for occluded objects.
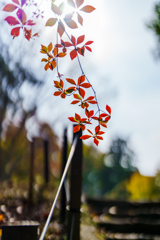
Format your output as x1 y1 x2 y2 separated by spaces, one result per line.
1 0 160 176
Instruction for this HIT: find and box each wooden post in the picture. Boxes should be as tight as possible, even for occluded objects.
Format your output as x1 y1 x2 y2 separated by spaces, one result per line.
60 128 67 224
67 128 82 240
43 139 49 183
28 138 35 205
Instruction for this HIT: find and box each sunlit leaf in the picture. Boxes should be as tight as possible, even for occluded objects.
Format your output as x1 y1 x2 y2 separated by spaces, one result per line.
73 125 80 133
11 27 20 38
79 87 85 98
80 5 95 13
85 46 92 52
64 19 78 29
80 135 91 140
71 35 76 46
40 45 48 53
78 75 85 85
70 49 77 60
77 35 84 45
58 20 65 37
67 0 76 8
12 0 20 5
80 83 91 88
77 13 83 25
76 0 84 8
106 105 111 114
66 78 76 85
45 18 57 26
74 94 81 100
3 4 17 12
94 137 99 146
16 9 27 24
4 16 19 26
54 91 62 96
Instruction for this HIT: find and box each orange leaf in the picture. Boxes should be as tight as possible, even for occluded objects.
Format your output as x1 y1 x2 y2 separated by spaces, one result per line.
92 116 98 120
50 60 57 69
94 137 99 146
12 0 20 5
79 87 85 98
66 78 76 85
96 136 103 140
60 79 64 88
105 116 110 121
54 91 61 96
88 100 97 104
76 0 84 8
73 125 80 133
75 113 81 121
80 83 91 88
80 135 91 140
53 46 58 56
80 5 95 13
106 105 111 114
74 94 81 100
66 87 76 94
77 35 85 45
98 131 105 135
3 4 17 12
100 123 107 128
58 52 66 57
48 42 53 52
44 62 50 70
71 100 80 104
41 58 48 62
70 49 77 60
80 124 86 131
95 125 100 134
68 117 77 122
77 13 83 25
78 75 85 85
64 19 78 29
86 96 94 101
100 113 108 118
45 18 57 27
87 129 93 135
61 93 66 98
58 20 65 37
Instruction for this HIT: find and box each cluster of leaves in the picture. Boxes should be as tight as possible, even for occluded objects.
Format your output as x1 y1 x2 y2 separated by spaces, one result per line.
2 0 39 40
2 0 111 146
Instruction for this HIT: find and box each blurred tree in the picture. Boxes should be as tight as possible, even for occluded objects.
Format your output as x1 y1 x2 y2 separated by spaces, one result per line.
148 2 160 58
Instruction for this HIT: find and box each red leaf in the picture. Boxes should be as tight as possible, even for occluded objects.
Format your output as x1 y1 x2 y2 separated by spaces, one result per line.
12 0 20 5
80 5 95 13
61 93 66 98
88 100 97 104
68 117 77 122
11 27 20 38
85 46 92 52
63 42 73 47
4 16 19 26
86 96 94 101
80 124 86 131
16 8 27 24
92 116 98 120
24 28 31 41
73 125 80 133
77 35 85 45
76 0 84 8
71 100 80 104
66 78 76 85
67 0 76 8
96 136 103 140
60 79 64 88
58 21 65 37
95 125 100 134
66 87 76 94
75 113 81 121
80 83 91 88
64 19 78 29
77 13 83 25
3 4 17 12
71 35 76 46
94 137 99 146
98 131 105 135
79 87 85 98
85 41 93 45
100 113 108 118
105 116 110 121
25 20 36 26
100 123 107 128
54 91 62 96
70 49 77 60
87 129 93 135
80 135 91 140
106 105 111 114
77 47 85 56
78 75 85 85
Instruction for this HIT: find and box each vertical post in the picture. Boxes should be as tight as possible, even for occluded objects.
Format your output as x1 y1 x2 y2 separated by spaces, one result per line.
28 138 35 205
60 128 67 223
43 139 49 183
67 128 82 240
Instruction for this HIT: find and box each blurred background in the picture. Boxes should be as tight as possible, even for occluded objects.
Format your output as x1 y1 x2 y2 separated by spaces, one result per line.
0 0 160 201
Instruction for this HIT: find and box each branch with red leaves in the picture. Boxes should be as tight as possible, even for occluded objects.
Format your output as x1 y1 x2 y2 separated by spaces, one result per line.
2 0 111 146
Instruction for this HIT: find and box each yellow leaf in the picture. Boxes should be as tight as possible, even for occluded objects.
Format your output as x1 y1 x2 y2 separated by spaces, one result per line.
48 42 53 52
45 18 57 26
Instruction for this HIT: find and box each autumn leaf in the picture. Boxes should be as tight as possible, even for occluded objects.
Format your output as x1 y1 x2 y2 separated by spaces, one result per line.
45 18 57 27
64 19 78 29
4 16 20 26
80 5 95 13
16 8 27 24
3 4 17 12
